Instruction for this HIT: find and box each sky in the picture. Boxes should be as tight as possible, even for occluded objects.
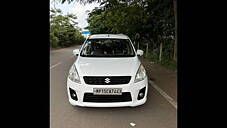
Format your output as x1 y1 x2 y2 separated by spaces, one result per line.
50 0 100 31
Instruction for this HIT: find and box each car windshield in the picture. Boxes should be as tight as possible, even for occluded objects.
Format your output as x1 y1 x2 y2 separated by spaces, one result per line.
80 39 135 57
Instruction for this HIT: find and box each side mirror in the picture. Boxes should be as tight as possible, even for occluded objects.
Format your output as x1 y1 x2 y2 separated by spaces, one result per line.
73 49 80 56
133 41 136 45
137 49 144 56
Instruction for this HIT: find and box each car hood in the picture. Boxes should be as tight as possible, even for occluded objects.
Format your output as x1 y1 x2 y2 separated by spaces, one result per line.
75 57 140 76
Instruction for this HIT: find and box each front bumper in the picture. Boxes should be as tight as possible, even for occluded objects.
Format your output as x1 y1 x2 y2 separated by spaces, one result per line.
67 77 148 107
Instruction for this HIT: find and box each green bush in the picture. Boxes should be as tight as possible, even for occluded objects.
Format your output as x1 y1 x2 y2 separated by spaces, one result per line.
50 33 59 48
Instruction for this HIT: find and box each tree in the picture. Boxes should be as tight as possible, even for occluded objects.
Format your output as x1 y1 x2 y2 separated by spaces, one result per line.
50 8 85 48
86 1 145 40
59 0 176 66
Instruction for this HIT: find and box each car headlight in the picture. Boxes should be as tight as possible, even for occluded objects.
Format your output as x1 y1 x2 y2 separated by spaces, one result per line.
134 64 146 83
68 64 81 83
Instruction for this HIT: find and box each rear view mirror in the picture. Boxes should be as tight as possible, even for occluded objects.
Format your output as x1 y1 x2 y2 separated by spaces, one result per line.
73 49 80 56
137 49 144 56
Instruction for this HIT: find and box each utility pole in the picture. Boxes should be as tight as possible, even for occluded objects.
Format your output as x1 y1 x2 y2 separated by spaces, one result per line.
146 43 149 58
159 42 163 62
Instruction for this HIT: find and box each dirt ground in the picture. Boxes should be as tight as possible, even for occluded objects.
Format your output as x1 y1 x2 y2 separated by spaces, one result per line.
50 47 62 51
140 57 177 101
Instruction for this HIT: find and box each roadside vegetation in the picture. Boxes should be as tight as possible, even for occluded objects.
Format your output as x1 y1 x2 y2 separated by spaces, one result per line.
50 8 85 48
55 0 177 70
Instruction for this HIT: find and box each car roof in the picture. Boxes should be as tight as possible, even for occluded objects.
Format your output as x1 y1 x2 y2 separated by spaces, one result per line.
88 34 129 39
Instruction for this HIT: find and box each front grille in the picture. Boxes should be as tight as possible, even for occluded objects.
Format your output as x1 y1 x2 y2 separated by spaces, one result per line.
83 92 132 102
83 76 131 85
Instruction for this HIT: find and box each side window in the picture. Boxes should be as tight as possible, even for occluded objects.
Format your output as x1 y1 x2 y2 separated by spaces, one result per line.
128 40 135 55
81 41 91 55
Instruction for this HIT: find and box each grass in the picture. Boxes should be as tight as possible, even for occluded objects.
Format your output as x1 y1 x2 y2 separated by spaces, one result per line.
143 51 177 71
159 59 177 71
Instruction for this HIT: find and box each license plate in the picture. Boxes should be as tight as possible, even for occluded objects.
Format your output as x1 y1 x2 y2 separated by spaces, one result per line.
93 88 122 95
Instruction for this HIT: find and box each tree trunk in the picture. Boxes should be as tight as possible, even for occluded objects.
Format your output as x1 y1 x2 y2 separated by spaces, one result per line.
137 42 140 50
159 42 163 62
173 0 177 61
146 43 149 58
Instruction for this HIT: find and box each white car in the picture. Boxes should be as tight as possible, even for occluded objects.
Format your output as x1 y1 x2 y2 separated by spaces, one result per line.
67 34 148 107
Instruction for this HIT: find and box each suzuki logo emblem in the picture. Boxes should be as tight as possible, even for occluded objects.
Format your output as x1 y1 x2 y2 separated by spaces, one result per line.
105 78 110 83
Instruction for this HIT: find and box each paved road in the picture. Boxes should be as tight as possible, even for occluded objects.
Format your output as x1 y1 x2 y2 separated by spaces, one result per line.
50 46 177 128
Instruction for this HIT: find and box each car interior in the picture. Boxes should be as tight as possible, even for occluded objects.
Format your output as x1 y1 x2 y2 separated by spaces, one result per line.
82 39 134 56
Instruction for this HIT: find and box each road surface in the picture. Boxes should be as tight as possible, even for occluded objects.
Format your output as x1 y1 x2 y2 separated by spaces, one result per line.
50 45 177 128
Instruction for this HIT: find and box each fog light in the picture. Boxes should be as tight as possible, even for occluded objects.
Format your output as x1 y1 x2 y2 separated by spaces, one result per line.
139 93 144 97
72 93 76 97
69 88 78 101
137 87 146 100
